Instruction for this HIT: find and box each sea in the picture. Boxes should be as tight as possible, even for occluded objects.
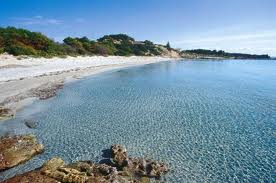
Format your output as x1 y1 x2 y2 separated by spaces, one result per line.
0 59 275 182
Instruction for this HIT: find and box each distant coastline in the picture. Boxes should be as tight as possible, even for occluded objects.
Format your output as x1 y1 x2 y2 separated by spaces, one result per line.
0 27 272 60
181 49 271 60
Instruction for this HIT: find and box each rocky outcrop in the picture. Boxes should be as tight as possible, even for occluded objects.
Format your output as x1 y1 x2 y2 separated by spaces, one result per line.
127 157 169 178
0 107 14 121
111 144 169 178
4 144 169 183
111 144 128 168
0 135 44 171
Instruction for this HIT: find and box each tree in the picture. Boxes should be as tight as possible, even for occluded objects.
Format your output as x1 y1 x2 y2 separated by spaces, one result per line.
63 37 87 55
166 42 171 50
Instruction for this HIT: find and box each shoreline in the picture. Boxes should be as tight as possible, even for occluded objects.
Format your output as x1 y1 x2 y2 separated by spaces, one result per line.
0 55 178 116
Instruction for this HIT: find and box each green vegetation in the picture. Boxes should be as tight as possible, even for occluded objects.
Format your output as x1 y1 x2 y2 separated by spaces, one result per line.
0 27 271 59
182 49 270 59
166 42 171 51
97 34 163 56
0 27 69 57
0 27 169 57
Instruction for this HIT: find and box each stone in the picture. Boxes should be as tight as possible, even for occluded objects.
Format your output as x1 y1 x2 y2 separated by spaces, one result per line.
0 107 14 121
0 134 44 171
94 164 116 176
126 157 169 178
2 170 59 183
40 159 89 183
66 161 94 175
41 157 65 172
146 160 169 177
111 144 129 168
111 144 169 178
24 119 38 129
127 157 147 175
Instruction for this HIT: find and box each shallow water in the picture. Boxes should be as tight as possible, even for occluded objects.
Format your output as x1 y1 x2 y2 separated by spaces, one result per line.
0 60 276 182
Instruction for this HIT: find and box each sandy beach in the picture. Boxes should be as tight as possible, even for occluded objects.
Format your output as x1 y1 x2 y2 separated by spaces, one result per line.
0 54 176 113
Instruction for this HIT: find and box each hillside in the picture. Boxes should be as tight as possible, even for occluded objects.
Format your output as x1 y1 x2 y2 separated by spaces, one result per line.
0 27 179 58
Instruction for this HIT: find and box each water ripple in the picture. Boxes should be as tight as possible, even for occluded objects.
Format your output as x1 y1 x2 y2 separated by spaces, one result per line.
0 60 275 182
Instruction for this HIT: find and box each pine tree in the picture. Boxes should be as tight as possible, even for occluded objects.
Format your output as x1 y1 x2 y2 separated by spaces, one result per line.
166 42 171 50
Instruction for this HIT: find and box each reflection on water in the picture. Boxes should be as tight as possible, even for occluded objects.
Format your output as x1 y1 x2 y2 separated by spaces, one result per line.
0 60 276 182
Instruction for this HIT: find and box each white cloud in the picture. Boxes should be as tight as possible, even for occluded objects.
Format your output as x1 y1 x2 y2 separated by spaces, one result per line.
11 16 63 26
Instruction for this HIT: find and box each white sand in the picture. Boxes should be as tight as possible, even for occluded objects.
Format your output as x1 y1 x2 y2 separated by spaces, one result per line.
0 55 172 82
0 54 177 112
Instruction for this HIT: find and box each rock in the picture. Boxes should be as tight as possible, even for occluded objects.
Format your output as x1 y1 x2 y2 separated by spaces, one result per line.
111 144 169 178
43 167 88 183
146 160 169 177
65 161 94 175
40 158 89 183
31 82 64 100
24 119 38 129
2 170 59 183
4 145 169 182
0 134 44 171
111 144 128 168
94 164 117 176
127 157 169 178
41 159 117 183
41 157 65 172
127 157 147 175
0 107 15 121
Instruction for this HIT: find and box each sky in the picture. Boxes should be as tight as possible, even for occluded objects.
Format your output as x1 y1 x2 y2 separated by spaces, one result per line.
0 0 276 56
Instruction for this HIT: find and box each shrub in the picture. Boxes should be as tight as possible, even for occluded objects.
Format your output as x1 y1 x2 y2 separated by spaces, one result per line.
4 45 37 56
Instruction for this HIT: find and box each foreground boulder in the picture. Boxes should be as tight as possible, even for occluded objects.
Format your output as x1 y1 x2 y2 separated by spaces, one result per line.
0 107 14 121
0 135 44 171
4 144 169 183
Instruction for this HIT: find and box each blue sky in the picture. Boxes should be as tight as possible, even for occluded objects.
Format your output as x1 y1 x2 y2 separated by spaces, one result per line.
1 0 276 56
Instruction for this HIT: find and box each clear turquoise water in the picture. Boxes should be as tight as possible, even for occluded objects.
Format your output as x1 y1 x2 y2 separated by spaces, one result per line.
0 60 276 182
